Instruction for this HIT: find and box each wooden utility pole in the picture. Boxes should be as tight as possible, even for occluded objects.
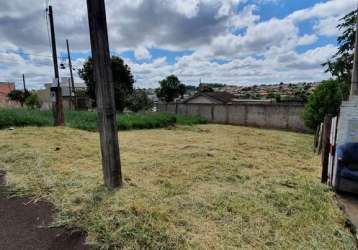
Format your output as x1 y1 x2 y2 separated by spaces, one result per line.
350 8 358 99
321 114 332 183
66 39 76 110
48 5 65 126
22 74 26 92
86 0 122 189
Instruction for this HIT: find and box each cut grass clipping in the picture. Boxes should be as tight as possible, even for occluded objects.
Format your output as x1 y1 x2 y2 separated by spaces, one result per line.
0 108 207 131
0 125 355 249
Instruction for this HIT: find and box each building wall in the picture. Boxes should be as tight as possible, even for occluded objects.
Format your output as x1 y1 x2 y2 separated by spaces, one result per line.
0 82 18 108
0 94 20 108
0 82 15 95
157 103 308 132
336 98 358 145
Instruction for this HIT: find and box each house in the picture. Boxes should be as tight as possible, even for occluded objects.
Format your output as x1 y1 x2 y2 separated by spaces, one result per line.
183 92 236 104
182 91 277 105
0 82 18 107
37 78 91 110
0 82 15 96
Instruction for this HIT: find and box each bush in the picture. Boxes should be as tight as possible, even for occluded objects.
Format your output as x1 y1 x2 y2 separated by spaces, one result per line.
0 108 206 131
0 108 52 129
127 89 153 112
7 90 30 107
175 114 208 125
25 93 40 109
117 113 177 130
303 79 343 130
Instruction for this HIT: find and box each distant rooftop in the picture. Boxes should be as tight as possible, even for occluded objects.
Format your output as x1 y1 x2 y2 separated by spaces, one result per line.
183 91 236 104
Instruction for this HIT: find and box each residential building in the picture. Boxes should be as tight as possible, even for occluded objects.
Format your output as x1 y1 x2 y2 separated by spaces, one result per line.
183 92 236 104
0 82 18 107
37 78 91 110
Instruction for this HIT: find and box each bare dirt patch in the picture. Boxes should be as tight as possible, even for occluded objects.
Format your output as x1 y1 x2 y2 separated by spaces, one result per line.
0 171 88 250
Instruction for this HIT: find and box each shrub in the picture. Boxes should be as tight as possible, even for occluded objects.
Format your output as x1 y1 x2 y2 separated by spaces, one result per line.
0 108 206 131
303 79 343 130
127 89 153 112
7 90 30 107
0 108 52 129
175 114 207 125
25 93 40 109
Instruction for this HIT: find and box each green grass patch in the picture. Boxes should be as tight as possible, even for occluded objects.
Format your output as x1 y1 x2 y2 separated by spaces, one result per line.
0 108 206 131
0 125 355 249
175 114 208 125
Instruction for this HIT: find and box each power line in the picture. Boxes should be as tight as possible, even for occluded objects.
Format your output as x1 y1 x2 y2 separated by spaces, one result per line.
0 50 67 60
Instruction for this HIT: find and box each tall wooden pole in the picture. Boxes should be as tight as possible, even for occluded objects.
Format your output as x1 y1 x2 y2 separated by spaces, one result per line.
86 0 122 189
350 9 358 99
48 5 65 126
321 114 332 183
22 74 26 92
66 39 76 110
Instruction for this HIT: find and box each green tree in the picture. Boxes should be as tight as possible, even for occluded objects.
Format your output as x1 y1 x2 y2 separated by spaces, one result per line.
323 10 357 100
293 89 309 102
184 85 197 92
156 75 185 102
267 91 282 102
7 90 30 107
25 93 40 109
127 89 153 112
78 56 134 112
303 80 343 130
267 91 276 99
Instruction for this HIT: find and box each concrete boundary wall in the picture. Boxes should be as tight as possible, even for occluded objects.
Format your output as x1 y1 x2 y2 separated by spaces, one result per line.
158 103 308 132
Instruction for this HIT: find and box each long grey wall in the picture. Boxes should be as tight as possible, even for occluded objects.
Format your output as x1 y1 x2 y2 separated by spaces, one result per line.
158 103 308 132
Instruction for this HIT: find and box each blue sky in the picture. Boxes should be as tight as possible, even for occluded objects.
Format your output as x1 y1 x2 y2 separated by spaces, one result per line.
0 0 355 89
107 0 339 67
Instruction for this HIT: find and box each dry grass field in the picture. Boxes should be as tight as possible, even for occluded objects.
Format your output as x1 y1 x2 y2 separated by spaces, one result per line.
0 125 355 249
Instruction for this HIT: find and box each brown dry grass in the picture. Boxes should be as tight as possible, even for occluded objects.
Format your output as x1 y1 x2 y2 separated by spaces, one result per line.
0 125 355 249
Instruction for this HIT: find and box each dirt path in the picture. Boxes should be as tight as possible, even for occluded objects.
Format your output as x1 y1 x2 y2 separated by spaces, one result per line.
0 171 89 250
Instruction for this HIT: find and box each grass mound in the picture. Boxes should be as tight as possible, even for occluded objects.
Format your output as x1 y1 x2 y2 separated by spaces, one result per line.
0 125 355 249
0 108 206 131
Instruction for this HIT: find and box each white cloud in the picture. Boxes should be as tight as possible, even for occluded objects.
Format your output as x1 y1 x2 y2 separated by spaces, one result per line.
297 34 318 46
288 0 355 22
134 47 152 60
227 5 260 30
168 0 201 18
210 17 299 59
216 0 241 17
0 0 354 89
314 16 340 37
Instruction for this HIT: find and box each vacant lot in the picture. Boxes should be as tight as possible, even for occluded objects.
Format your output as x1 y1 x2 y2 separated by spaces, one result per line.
0 125 355 249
